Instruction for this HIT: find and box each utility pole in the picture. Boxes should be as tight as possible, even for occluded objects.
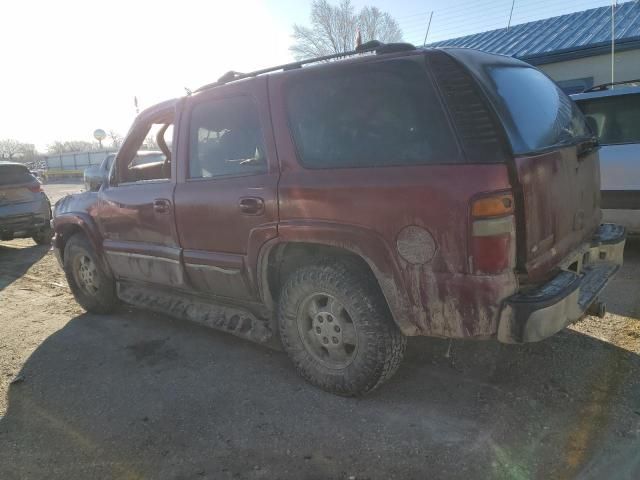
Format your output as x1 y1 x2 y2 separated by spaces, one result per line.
423 11 433 46
611 0 617 85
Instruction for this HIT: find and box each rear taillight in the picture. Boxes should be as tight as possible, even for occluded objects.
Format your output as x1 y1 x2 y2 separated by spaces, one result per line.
27 183 43 193
469 192 516 275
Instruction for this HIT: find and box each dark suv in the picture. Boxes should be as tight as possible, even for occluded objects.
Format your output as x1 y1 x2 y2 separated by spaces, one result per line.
52 42 625 395
1 161 52 244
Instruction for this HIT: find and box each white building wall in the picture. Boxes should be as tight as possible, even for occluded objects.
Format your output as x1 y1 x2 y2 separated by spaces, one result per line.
538 49 640 88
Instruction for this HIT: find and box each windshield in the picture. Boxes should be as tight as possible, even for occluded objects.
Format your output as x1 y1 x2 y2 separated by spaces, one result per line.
488 66 590 154
576 94 640 145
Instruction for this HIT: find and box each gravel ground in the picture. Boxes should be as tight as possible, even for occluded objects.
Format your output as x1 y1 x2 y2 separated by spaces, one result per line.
40 180 85 204
0 183 639 479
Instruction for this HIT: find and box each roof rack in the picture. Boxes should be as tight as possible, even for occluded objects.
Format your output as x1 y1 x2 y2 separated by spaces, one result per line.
583 78 640 92
194 41 417 93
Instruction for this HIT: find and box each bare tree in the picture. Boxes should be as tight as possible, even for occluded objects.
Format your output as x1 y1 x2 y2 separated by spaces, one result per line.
0 139 36 160
291 0 402 60
108 130 124 149
143 135 159 150
47 140 99 154
359 6 402 44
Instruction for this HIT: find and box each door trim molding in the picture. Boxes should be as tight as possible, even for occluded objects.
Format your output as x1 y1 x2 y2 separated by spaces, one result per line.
106 251 180 264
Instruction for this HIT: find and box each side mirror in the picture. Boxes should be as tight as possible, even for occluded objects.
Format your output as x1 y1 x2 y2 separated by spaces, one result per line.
90 173 106 191
107 162 117 188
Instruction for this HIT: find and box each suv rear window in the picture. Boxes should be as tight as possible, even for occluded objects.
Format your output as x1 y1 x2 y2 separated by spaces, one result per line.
0 165 34 185
286 59 459 168
487 66 590 154
576 94 640 145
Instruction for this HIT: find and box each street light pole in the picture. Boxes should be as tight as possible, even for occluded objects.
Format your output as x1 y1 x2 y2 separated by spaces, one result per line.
611 0 617 85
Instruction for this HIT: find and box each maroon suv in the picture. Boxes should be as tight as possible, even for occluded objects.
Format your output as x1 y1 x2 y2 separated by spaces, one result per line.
53 42 625 395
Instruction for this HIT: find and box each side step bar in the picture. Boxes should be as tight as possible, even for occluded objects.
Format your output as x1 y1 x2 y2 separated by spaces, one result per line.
117 281 279 348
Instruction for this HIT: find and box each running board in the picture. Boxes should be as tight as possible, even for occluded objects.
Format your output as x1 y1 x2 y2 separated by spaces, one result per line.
117 281 276 346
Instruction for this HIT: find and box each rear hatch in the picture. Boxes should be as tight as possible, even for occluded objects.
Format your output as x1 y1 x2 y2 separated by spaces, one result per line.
0 164 40 209
448 50 602 281
512 146 601 280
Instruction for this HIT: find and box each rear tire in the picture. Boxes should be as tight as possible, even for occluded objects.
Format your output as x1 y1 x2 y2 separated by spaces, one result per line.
63 233 118 314
32 227 53 246
278 260 406 396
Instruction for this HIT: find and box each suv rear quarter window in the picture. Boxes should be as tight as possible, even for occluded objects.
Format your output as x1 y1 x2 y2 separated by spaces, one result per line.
285 59 460 168
486 66 590 154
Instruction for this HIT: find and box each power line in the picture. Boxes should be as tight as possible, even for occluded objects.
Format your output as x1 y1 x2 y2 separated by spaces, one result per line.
397 0 616 43
403 0 609 29
397 0 620 24
396 0 611 31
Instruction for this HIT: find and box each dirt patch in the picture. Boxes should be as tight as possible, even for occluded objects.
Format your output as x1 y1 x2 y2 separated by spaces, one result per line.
0 236 639 479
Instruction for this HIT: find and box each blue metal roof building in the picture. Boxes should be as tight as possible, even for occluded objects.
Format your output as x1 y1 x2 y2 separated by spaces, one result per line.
431 1 640 66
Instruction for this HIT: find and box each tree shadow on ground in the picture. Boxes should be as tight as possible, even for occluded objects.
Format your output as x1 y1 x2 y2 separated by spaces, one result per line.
0 242 48 292
1 307 639 479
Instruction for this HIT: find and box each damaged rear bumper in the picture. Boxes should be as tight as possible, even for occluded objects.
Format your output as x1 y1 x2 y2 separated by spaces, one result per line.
497 224 626 343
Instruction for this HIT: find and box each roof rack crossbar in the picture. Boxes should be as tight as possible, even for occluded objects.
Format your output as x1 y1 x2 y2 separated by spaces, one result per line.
584 78 640 92
194 41 415 92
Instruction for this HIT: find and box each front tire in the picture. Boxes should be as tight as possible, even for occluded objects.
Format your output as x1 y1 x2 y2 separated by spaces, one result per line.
63 233 118 314
278 260 406 396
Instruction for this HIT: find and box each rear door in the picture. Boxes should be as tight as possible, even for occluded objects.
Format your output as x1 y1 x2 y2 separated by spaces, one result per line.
468 58 601 280
173 77 279 301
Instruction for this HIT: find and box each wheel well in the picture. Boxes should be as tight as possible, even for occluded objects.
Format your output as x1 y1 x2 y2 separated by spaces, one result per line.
265 242 385 308
56 224 85 262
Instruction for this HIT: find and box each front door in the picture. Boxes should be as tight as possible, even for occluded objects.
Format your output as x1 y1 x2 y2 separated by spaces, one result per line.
173 78 279 301
97 102 184 288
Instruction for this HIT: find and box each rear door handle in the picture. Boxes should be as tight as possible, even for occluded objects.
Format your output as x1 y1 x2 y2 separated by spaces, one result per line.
153 198 171 214
239 197 264 215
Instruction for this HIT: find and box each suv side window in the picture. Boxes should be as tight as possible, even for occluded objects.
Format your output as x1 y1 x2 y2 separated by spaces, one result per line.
188 96 267 179
285 59 459 168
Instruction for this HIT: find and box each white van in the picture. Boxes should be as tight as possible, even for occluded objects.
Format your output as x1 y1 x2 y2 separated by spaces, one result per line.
572 81 640 233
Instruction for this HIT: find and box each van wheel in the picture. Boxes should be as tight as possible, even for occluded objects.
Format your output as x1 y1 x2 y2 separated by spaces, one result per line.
278 261 406 396
63 233 118 314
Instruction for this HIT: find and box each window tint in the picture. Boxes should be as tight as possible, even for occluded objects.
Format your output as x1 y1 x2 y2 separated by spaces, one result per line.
189 96 267 179
488 66 589 154
577 94 640 145
286 59 459 168
0 165 33 185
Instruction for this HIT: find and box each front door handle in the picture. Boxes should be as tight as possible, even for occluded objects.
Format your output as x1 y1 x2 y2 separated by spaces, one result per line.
153 198 171 214
239 197 264 215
